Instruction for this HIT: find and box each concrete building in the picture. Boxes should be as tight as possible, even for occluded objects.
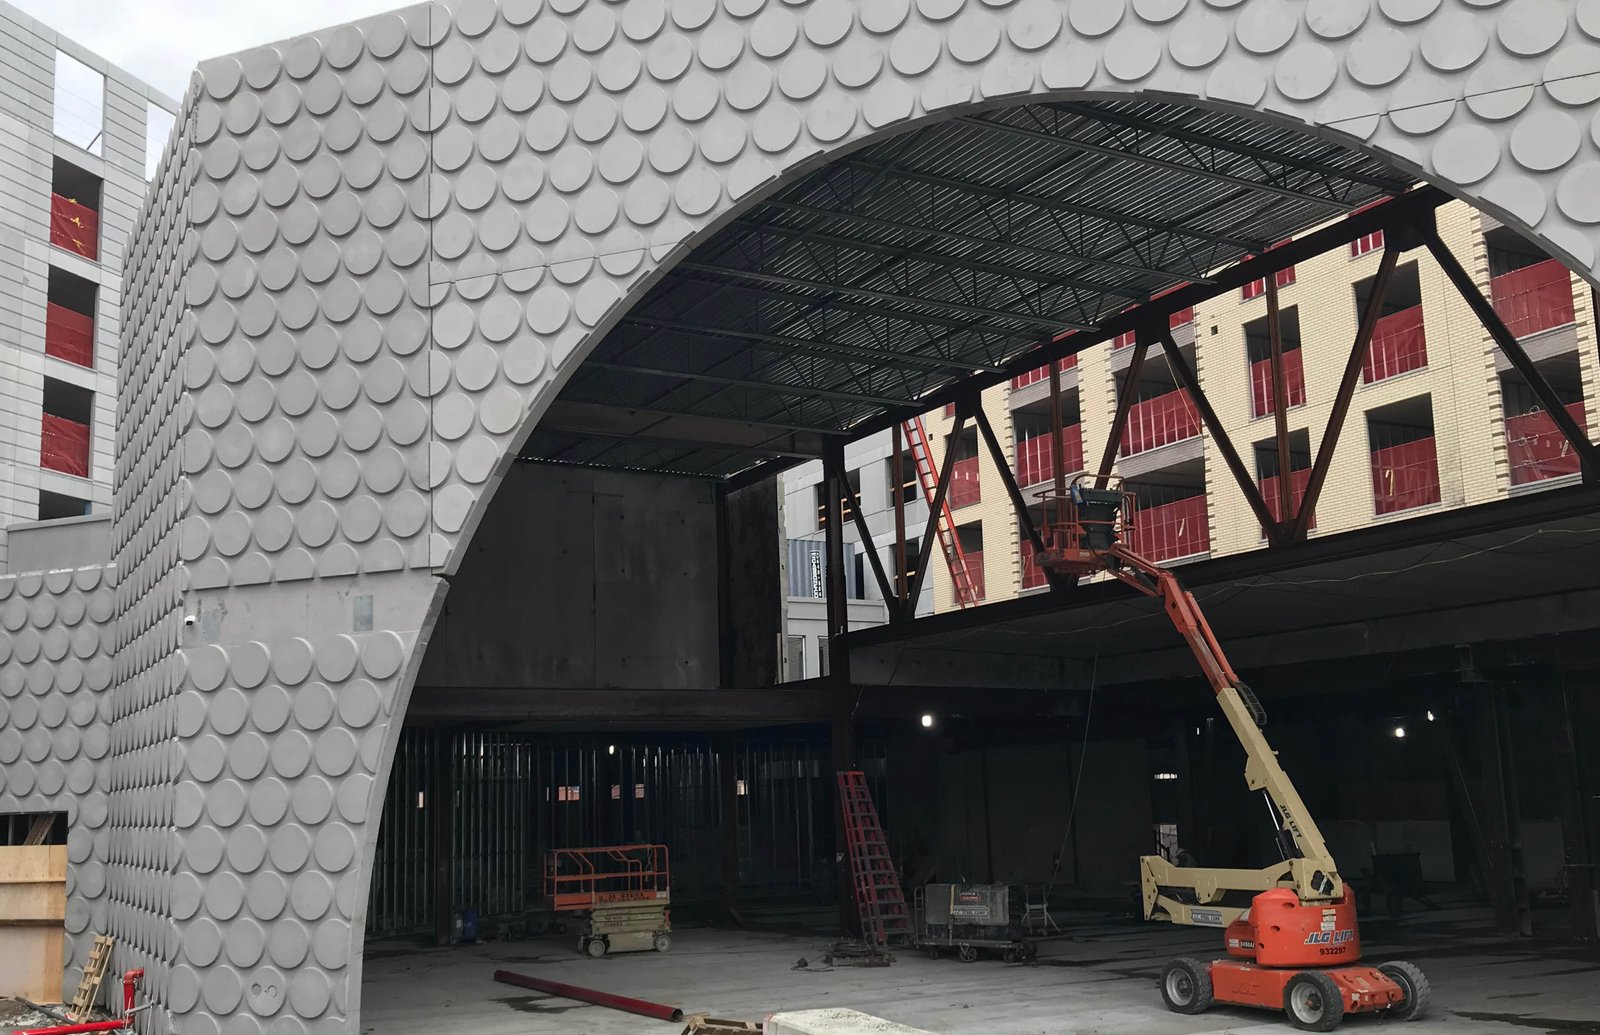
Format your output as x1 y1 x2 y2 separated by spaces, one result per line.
907 200 1600 612
781 431 932 680
0 1 178 567
2 4 1600 1035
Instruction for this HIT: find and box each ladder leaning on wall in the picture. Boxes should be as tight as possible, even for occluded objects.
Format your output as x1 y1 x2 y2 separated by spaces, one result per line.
901 416 980 608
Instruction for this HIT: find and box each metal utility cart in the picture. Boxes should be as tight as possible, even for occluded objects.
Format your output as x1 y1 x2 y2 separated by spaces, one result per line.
913 883 1036 963
545 844 672 958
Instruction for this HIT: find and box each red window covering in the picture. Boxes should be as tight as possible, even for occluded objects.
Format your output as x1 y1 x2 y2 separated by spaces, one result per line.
1363 305 1427 384
1010 355 1078 390
949 456 981 508
1169 306 1194 328
1370 437 1441 514
1120 389 1201 455
1020 539 1047 590
1506 401 1586 486
1351 230 1384 257
963 550 984 601
45 303 94 367
1490 259 1575 338
1132 495 1210 561
41 414 90 477
1015 425 1084 488
50 194 99 261
1259 468 1315 532
1249 348 1306 418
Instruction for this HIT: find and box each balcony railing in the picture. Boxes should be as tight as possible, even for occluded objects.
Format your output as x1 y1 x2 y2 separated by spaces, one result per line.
50 194 98 261
1371 437 1441 515
1506 401 1586 486
1259 468 1315 531
1011 354 1077 390
1363 305 1427 383
1015 425 1084 488
41 414 90 478
1132 494 1210 562
1249 348 1306 418
45 303 94 367
963 550 985 601
949 456 981 508
1121 389 1201 455
1491 259 1575 338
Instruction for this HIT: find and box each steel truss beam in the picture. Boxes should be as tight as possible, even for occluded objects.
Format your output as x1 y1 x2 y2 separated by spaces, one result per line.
1422 231 1600 480
971 405 1065 593
620 315 1001 374
675 263 1090 332
838 159 1270 253
829 448 901 620
723 218 1141 299
586 361 907 408
1158 330 1281 543
751 200 1188 285
1047 103 1404 194
964 112 1355 208
904 402 970 614
1265 277 1295 533
1292 245 1399 541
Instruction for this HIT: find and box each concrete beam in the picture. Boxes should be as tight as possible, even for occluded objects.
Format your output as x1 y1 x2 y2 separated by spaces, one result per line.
540 399 832 459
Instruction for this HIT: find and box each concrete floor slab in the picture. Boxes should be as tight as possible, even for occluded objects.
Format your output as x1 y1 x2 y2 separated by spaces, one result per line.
361 908 1600 1034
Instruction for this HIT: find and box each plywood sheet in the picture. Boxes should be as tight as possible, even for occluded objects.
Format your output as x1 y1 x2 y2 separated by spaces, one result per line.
0 845 68 1003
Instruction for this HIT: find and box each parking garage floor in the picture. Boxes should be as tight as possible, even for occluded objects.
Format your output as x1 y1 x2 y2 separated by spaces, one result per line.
361 904 1600 1034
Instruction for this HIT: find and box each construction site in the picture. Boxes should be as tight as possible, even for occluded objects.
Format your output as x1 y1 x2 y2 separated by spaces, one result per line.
1 2 1599 1034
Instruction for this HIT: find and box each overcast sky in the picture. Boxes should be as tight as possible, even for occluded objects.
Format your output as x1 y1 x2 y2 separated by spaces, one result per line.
11 1 409 100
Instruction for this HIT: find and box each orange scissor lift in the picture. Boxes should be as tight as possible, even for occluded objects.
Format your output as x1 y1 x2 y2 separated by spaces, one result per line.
546 844 673 958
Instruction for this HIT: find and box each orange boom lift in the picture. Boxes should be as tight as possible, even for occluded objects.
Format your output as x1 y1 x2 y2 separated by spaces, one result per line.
1036 478 1430 1032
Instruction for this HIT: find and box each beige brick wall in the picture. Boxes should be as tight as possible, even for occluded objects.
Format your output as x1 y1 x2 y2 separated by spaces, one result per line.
918 200 1594 614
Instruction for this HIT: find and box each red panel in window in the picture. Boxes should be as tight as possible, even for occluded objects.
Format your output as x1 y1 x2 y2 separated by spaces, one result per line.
1370 437 1441 515
1363 305 1427 383
50 195 99 261
1259 468 1315 532
1010 355 1077 390
963 550 984 601
1120 389 1201 455
1130 494 1210 562
1350 230 1385 258
1168 307 1194 329
949 456 981 508
41 414 90 478
1490 259 1575 338
1249 348 1306 418
1241 278 1266 301
45 303 94 367
1015 425 1084 488
1506 401 1586 486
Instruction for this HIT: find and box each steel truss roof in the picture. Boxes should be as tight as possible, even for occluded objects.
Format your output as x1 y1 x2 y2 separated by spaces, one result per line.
528 99 1412 478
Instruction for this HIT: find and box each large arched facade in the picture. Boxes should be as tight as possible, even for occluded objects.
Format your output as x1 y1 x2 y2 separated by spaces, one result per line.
89 1 1600 1032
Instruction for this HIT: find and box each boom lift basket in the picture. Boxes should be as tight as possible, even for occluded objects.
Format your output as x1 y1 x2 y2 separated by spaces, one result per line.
1036 476 1135 577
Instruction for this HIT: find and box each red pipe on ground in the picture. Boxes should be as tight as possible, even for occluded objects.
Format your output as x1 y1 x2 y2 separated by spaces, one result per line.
492 969 684 1023
12 969 143 1035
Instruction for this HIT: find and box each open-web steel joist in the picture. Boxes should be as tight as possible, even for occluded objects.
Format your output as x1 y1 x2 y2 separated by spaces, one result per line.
530 99 1420 478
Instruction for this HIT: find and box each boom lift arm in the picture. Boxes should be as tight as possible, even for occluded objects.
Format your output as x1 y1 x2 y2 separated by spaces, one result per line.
1038 481 1341 929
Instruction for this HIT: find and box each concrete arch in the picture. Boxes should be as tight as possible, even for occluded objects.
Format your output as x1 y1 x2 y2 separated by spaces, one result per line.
101 2 1600 1033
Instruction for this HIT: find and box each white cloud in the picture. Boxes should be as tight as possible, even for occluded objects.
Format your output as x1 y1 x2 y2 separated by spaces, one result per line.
10 0 410 100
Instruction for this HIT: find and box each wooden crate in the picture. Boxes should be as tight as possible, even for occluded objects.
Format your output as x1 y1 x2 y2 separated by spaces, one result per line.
0 845 68 1003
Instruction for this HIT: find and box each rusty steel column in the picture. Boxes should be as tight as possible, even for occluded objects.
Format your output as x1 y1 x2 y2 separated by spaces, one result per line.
891 421 908 608
822 440 858 937
1095 334 1150 489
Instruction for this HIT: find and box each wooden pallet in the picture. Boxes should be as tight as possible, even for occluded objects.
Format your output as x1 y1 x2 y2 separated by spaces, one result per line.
68 935 113 1022
681 1017 761 1035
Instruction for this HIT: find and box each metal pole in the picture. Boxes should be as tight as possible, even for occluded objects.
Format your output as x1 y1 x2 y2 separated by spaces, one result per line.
823 440 858 936
891 421 908 607
1265 277 1294 531
1292 246 1399 540
1048 358 1067 499
1095 336 1150 489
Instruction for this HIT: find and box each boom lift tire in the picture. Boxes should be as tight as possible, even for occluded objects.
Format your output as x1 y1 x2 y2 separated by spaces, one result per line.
1283 971 1344 1032
1377 961 1431 1021
1160 958 1213 1015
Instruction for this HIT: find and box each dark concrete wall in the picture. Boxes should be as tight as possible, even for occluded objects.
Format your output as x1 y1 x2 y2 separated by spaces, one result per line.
419 464 721 693
719 479 781 688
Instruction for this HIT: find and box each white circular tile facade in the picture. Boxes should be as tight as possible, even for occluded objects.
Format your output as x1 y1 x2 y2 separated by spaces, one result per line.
92 2 1600 1034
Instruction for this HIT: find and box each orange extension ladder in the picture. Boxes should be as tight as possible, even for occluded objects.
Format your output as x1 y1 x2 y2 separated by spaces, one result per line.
901 416 980 608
